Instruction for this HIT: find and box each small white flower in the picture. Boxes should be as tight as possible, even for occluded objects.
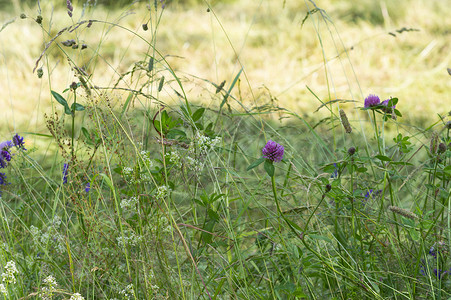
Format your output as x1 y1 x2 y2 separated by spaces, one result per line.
123 167 133 176
0 283 7 296
1 261 18 284
155 185 171 199
119 284 135 299
120 197 138 210
70 292 85 300
40 275 57 300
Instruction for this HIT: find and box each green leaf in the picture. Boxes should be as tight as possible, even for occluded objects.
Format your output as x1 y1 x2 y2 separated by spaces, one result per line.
51 90 71 115
375 155 392 161
192 108 205 122
388 97 398 107
158 76 165 92
264 160 275 177
81 127 90 139
394 109 402 117
166 129 186 139
121 92 133 117
444 165 451 175
71 103 85 111
220 68 242 109
247 157 265 171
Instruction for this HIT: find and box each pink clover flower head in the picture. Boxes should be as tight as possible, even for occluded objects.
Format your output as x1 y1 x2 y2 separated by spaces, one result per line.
364 94 380 108
262 140 284 162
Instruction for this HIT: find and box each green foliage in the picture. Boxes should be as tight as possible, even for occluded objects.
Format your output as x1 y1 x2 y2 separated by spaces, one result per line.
1 0 451 299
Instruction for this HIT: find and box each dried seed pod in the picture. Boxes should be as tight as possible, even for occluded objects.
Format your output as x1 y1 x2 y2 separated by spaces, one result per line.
339 109 352 133
388 206 418 220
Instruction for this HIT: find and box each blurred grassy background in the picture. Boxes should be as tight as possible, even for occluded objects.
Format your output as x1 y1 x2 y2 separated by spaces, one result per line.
0 0 450 138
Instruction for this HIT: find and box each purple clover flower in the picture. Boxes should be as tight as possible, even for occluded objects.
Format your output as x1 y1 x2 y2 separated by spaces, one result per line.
85 182 90 193
62 163 69 184
12 134 26 150
262 140 284 162
364 94 381 108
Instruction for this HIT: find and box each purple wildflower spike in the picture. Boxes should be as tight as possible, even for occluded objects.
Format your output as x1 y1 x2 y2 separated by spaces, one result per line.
12 134 26 150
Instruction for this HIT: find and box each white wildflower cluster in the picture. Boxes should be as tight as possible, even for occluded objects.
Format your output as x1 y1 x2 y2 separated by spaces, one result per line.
119 284 135 300
155 185 171 200
1 261 18 285
166 150 181 168
40 275 57 300
185 155 204 173
70 292 85 300
31 225 66 254
116 231 142 248
193 132 221 153
157 216 172 233
0 283 7 296
120 196 138 210
52 215 62 228
122 167 133 177
140 150 154 167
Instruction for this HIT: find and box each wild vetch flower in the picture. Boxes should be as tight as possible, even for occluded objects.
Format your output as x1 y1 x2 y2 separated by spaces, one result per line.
429 246 437 259
262 140 284 162
364 94 381 108
85 182 90 193
62 163 69 184
0 173 7 186
330 163 338 178
67 0 73 17
12 134 26 150
0 140 13 150
434 268 447 279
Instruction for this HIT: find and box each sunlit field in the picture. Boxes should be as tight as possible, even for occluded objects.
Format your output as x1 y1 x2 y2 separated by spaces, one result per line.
0 0 450 299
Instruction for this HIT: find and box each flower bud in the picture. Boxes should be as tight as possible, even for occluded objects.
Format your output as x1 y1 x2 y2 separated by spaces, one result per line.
438 143 446 154
325 184 331 193
348 147 356 156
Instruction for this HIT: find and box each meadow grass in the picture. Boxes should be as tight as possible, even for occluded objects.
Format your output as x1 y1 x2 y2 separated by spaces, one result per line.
0 0 450 299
